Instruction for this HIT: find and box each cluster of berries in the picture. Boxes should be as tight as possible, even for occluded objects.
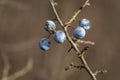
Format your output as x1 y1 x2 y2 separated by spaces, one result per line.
39 19 91 51
39 20 66 51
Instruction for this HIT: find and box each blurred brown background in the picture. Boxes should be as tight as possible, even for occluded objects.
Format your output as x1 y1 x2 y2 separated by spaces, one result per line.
0 0 120 80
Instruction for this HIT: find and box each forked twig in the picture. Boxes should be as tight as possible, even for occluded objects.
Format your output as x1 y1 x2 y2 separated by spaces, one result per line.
49 0 98 80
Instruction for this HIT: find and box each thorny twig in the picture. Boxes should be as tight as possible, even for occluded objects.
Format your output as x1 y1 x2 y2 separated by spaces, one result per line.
49 0 100 80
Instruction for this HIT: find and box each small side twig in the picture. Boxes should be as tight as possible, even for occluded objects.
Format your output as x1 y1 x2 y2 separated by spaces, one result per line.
65 63 84 71
76 39 95 45
94 70 107 76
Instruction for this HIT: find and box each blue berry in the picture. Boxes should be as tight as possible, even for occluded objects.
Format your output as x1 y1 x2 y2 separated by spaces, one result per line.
44 20 56 32
54 30 66 43
73 26 86 39
39 38 51 51
80 19 91 30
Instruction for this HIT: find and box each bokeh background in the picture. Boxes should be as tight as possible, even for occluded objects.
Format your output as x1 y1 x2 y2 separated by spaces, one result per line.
0 0 120 80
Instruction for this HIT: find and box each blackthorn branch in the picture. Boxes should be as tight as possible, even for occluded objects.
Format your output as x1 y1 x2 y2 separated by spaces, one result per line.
39 0 107 80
